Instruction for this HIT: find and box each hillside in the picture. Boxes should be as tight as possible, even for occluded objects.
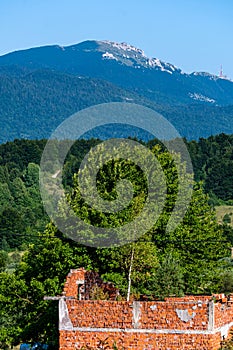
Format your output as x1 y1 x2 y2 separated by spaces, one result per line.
0 67 233 142
0 40 233 142
1 133 233 252
0 68 155 142
1 40 233 106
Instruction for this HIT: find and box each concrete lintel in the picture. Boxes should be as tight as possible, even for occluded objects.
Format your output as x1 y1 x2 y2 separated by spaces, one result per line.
66 323 233 335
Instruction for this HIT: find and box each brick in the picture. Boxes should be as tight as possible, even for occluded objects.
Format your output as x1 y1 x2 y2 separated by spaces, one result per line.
59 268 233 350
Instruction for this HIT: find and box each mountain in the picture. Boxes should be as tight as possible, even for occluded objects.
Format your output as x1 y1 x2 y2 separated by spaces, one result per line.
0 69 158 143
1 40 233 106
0 40 233 142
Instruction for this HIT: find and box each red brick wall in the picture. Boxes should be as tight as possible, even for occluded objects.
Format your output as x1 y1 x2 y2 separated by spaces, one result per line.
60 330 222 350
214 301 233 328
63 268 85 298
59 269 233 350
66 299 209 330
62 268 119 300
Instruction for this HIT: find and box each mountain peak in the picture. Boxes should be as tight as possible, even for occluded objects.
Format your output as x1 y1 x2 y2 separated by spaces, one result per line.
0 39 233 107
83 40 181 74
99 40 146 56
191 71 232 83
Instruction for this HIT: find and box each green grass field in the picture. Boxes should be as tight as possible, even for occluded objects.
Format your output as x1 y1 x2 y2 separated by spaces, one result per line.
215 205 233 226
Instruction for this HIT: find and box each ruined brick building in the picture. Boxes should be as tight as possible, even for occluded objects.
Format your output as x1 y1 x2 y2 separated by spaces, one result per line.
58 268 233 349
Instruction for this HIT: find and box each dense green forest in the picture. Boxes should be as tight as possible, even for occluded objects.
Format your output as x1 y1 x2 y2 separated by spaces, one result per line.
186 133 233 201
0 133 233 251
1 67 233 143
1 134 233 348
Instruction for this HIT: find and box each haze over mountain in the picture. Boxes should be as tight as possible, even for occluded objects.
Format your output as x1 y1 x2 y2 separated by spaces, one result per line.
0 40 233 142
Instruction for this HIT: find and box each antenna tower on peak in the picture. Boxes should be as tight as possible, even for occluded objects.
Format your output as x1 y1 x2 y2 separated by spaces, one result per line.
219 64 223 78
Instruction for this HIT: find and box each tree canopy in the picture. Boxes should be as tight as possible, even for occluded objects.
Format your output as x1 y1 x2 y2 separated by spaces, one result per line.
0 136 233 348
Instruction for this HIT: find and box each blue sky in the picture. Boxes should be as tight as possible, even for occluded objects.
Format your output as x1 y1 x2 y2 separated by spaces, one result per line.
1 0 233 78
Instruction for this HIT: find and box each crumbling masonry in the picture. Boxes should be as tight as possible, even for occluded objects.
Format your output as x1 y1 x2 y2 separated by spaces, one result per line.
59 268 233 349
